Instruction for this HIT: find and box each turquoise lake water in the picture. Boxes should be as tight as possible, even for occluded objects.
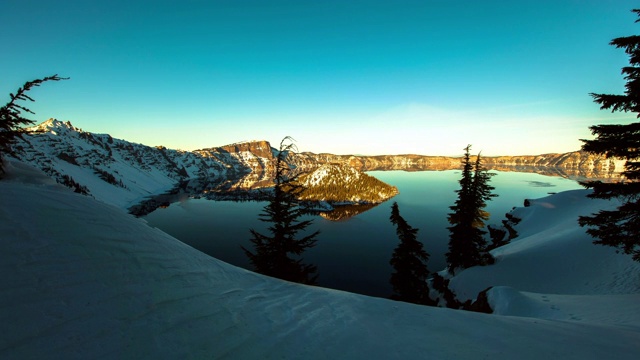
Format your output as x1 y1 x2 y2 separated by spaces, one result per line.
144 170 583 298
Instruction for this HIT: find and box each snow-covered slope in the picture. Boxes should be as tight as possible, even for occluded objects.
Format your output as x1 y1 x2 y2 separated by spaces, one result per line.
12 119 254 208
450 189 640 330
1 161 639 359
12 119 403 211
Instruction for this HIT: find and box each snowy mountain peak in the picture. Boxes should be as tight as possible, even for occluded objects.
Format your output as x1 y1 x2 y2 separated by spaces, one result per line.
12 119 246 208
28 118 78 134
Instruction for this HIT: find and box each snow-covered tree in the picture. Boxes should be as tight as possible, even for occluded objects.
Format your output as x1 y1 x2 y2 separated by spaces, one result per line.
579 9 640 262
0 75 67 176
389 202 435 305
243 137 319 284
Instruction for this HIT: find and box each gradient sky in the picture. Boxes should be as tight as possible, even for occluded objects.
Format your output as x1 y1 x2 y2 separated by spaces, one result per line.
1 0 638 155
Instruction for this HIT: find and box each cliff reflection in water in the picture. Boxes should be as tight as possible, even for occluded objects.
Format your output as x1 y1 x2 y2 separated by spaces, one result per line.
318 203 381 221
131 162 618 218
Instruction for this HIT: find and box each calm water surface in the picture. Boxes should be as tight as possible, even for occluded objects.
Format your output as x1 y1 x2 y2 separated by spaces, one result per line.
143 170 583 298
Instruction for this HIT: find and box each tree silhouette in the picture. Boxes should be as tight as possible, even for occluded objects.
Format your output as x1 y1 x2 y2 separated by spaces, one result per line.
243 137 319 284
389 202 435 305
0 75 68 176
579 9 640 262
446 145 497 272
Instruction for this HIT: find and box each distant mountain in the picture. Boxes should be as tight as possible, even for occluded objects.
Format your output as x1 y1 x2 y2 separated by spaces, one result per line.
10 119 621 212
12 119 251 208
10 120 397 211
290 152 621 180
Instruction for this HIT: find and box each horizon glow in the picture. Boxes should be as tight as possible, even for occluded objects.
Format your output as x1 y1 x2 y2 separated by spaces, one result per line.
1 0 638 156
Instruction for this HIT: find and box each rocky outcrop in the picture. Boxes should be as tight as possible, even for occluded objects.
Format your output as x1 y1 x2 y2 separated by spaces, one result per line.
298 163 399 204
217 140 274 159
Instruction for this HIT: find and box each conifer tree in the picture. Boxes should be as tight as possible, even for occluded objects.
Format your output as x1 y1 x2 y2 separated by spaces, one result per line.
243 137 319 284
579 9 640 261
0 75 68 175
471 153 497 236
446 145 497 272
389 202 435 305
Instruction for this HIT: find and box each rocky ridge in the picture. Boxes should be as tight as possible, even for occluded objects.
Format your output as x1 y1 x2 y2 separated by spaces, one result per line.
10 119 622 211
291 152 621 180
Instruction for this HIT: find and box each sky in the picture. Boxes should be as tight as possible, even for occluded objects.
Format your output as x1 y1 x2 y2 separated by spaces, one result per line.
1 0 638 156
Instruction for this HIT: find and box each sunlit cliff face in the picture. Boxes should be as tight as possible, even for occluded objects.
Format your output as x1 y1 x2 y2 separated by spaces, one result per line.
198 140 622 182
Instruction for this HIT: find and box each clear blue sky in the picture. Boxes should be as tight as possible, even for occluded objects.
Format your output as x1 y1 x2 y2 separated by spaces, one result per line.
1 0 637 155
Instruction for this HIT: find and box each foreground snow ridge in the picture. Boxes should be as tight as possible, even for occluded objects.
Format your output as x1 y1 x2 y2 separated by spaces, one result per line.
1 163 639 359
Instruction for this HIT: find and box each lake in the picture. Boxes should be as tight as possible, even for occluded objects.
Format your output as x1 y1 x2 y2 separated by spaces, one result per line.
143 170 584 298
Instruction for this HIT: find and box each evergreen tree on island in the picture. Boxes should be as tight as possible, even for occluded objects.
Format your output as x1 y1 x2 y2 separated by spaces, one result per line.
446 145 497 273
579 9 640 262
0 75 67 176
243 137 319 284
389 202 435 306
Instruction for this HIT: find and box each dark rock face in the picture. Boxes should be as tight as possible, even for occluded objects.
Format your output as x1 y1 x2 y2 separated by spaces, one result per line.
463 287 494 314
216 140 274 159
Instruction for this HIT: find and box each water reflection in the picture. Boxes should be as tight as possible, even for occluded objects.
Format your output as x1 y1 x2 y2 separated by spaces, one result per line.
130 171 388 221
318 203 380 221
143 170 586 298
129 172 272 216
525 180 555 188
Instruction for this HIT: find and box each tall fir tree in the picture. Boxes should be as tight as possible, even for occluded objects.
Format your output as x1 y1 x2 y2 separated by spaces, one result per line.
579 9 640 261
0 75 67 176
446 145 476 271
471 153 497 232
446 145 497 272
389 202 435 306
243 137 319 284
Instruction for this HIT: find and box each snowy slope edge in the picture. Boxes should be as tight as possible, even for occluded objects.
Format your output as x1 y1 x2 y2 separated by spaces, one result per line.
449 189 640 329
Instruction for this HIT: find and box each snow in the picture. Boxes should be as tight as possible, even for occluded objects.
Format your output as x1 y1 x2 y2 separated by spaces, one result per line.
303 163 359 187
14 119 245 209
488 287 640 330
1 160 640 358
450 190 640 300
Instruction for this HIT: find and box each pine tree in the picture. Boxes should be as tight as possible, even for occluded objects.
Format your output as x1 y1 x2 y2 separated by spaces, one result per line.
470 153 497 240
243 137 319 284
1 75 68 175
579 9 640 261
389 202 434 305
446 145 497 272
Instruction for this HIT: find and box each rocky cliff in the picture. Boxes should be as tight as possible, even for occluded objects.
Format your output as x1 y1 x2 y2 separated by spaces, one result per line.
10 119 622 212
291 151 621 181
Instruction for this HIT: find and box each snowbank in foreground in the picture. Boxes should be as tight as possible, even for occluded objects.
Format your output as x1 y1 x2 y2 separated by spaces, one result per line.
1 162 639 358
451 190 640 297
488 286 640 330
449 189 640 333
